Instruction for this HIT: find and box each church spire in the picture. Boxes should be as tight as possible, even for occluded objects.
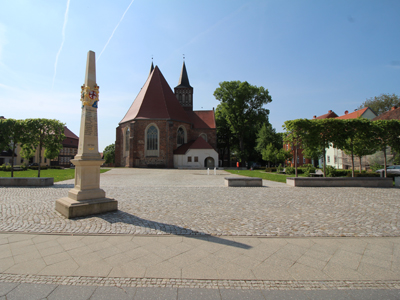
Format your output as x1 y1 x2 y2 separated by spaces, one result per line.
174 59 194 111
177 61 191 88
149 59 154 76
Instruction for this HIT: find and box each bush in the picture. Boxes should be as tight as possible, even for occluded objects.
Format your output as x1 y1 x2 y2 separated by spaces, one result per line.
345 171 380 177
5 165 12 171
265 167 277 172
29 166 48 170
301 164 316 177
277 164 283 173
325 166 337 177
285 166 294 175
370 163 384 172
0 164 6 171
48 166 62 169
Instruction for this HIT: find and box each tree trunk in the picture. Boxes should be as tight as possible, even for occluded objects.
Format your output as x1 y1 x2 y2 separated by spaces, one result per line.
323 148 326 177
383 146 387 178
38 142 42 178
359 156 362 172
294 145 298 177
351 150 355 178
11 143 16 178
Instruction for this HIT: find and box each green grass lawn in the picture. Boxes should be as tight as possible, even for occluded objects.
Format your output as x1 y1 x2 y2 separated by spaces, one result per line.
225 169 306 183
0 168 110 183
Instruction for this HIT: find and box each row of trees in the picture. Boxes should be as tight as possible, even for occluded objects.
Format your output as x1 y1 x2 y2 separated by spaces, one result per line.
0 118 65 177
283 118 400 177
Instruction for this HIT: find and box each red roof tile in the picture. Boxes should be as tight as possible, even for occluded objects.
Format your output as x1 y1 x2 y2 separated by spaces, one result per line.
64 126 78 139
372 107 400 120
187 110 216 129
173 136 214 154
313 111 338 119
120 66 191 124
336 107 369 119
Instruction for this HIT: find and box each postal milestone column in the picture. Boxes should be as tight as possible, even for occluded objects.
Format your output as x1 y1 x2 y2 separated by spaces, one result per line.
55 50 118 218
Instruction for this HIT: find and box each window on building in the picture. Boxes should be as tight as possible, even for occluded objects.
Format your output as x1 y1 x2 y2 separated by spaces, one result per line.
146 125 158 156
177 127 185 146
303 157 306 164
194 156 198 162
200 133 207 142
187 156 192 162
334 156 337 163
327 156 330 163
125 128 130 152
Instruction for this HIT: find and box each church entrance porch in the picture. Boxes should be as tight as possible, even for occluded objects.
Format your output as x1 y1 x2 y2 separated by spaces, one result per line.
205 157 215 168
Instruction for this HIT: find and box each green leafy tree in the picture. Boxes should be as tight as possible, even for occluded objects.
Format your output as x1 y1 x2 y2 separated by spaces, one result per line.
0 119 24 177
358 93 400 115
255 123 283 167
20 144 36 163
333 119 372 177
22 119 65 177
215 103 236 167
371 120 400 177
213 81 272 166
283 119 310 177
103 143 115 164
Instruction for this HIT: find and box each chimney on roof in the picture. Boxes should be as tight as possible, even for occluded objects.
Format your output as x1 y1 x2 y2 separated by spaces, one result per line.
328 110 332 113
313 115 316 119
345 110 348 115
392 106 397 111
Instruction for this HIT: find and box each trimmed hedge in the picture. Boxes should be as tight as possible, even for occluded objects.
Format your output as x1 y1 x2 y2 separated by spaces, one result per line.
265 167 277 172
28 166 48 170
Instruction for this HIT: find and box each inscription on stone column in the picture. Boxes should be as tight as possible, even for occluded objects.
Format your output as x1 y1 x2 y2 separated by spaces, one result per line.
85 109 98 137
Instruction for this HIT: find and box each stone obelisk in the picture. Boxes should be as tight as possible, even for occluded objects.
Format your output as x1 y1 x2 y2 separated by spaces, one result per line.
56 51 118 218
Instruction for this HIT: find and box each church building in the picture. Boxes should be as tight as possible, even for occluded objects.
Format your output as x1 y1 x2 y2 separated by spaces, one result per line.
115 62 218 168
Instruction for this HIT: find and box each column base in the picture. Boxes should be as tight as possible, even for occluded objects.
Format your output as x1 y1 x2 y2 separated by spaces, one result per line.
55 197 118 219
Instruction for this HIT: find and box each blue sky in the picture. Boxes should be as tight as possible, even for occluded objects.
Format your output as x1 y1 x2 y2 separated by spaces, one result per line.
1 0 399 151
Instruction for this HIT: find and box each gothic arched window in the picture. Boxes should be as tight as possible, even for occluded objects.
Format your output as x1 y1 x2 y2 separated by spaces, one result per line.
125 128 130 152
146 125 158 156
200 133 207 142
177 127 185 146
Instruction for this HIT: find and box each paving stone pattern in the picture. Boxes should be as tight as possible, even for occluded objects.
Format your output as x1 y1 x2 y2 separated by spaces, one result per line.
1 273 400 290
0 168 399 237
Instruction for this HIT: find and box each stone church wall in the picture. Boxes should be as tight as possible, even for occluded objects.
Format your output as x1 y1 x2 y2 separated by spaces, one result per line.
115 119 217 168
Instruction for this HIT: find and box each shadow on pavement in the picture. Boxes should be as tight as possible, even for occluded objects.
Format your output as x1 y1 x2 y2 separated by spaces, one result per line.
91 210 252 250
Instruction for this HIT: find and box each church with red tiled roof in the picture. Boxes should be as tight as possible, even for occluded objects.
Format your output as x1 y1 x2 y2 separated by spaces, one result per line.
115 62 218 168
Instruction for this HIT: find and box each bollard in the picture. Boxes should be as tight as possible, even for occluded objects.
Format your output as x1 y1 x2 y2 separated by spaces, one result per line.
214 167 216 175
207 168 210 175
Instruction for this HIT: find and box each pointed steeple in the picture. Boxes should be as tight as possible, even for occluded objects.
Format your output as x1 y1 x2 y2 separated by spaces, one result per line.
149 60 154 76
176 61 191 88
174 60 194 111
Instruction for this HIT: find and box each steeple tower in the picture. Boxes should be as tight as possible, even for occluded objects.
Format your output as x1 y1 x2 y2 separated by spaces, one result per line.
174 60 194 111
149 59 154 76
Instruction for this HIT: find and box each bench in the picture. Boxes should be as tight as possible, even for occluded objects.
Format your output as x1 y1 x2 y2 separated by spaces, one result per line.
278 168 286 174
310 170 323 177
225 177 262 187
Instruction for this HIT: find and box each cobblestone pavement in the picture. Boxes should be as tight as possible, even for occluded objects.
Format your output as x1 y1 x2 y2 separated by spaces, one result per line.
0 168 399 237
1 273 399 290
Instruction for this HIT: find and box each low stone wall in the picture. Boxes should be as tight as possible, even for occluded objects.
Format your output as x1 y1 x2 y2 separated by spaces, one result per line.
286 177 393 188
225 177 262 187
0 177 54 187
